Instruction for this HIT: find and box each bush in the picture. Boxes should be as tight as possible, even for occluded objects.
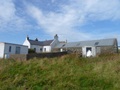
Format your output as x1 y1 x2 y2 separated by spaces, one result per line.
28 49 36 53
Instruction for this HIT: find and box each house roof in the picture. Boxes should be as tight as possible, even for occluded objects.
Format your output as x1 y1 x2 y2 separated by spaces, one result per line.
55 38 117 48
28 39 54 46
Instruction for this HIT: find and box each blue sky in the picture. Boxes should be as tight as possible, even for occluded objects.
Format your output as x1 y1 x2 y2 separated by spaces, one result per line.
0 0 120 45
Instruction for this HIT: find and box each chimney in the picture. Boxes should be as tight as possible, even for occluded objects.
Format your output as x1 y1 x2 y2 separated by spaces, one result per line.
54 34 58 40
35 38 38 41
27 35 29 40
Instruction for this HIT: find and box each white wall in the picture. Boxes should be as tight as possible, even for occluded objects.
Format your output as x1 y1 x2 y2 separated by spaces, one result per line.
20 46 28 54
31 45 43 53
82 46 86 57
42 38 59 52
23 38 31 48
50 39 59 51
31 45 51 53
92 47 96 57
0 43 5 58
43 46 51 52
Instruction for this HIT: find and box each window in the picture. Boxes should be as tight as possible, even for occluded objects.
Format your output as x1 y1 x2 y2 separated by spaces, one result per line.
40 48 42 52
44 48 46 52
9 46 11 52
16 47 21 54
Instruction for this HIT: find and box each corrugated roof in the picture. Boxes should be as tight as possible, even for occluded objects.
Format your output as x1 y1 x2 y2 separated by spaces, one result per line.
55 38 117 48
28 39 54 46
55 43 66 48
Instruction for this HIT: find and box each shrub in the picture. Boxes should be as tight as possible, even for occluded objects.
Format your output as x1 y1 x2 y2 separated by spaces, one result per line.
28 49 36 54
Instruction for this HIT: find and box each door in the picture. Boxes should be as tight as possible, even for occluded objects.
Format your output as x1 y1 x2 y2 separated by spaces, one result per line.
86 47 92 57
16 47 21 54
86 47 92 52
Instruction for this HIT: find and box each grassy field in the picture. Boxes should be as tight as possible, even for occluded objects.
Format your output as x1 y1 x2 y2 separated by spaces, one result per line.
0 54 120 90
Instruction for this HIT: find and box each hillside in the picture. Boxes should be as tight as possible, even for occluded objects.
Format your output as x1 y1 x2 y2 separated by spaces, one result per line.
0 54 120 90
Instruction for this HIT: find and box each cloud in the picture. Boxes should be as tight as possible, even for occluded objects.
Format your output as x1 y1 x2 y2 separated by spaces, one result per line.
83 0 120 21
27 0 120 41
0 0 31 31
27 4 90 41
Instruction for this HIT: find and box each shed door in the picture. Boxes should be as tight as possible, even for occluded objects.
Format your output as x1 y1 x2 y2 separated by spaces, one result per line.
86 47 92 57
16 47 21 54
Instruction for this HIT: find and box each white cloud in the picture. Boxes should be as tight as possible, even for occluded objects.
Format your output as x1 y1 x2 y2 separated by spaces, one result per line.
27 5 90 41
0 0 30 31
84 0 120 21
27 0 120 41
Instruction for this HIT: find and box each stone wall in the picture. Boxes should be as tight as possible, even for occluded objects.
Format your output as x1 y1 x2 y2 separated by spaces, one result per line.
10 52 68 60
27 52 67 60
10 54 27 61
66 47 82 54
100 46 117 54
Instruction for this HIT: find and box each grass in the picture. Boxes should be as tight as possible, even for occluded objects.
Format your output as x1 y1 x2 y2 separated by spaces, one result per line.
0 54 120 90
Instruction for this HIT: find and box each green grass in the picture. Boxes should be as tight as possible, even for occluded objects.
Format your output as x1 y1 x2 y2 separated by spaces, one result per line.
0 54 120 90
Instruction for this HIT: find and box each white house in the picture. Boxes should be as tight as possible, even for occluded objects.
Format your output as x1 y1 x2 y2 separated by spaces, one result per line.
0 42 28 59
23 34 59 53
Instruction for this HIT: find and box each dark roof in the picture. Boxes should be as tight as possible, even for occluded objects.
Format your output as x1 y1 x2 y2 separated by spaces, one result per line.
28 39 54 46
55 38 117 48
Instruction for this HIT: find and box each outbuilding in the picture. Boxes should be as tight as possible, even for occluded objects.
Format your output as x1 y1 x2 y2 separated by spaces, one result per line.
54 38 118 57
0 42 28 59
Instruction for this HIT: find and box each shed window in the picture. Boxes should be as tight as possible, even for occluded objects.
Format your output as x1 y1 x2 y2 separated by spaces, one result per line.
9 46 11 52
